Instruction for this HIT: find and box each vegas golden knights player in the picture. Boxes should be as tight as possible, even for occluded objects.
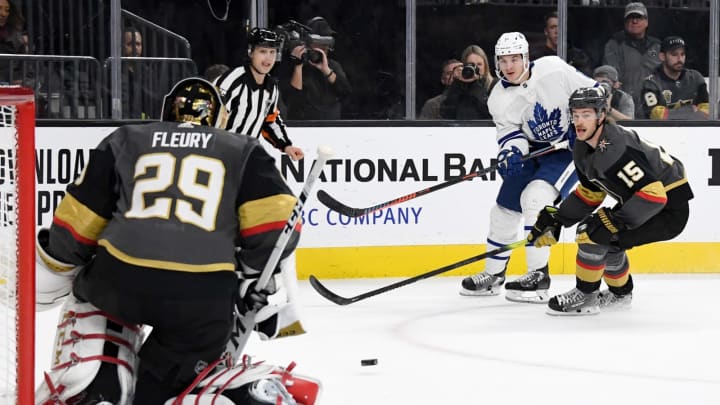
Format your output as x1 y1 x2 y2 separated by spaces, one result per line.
35 78 320 404
528 86 693 316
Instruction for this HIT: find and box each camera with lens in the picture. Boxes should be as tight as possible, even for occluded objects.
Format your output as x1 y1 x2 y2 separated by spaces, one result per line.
274 20 335 65
302 49 324 64
461 63 480 80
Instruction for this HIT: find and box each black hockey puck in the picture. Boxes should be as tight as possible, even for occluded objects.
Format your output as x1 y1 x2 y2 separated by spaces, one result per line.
360 358 378 366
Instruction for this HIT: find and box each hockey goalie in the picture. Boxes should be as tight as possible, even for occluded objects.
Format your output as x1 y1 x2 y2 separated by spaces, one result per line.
34 77 321 404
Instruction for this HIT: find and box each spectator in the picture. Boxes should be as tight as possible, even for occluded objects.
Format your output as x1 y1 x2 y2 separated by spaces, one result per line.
530 11 591 76
640 36 709 120
282 16 351 120
121 26 155 119
593 65 634 120
0 0 28 85
418 58 462 120
439 45 496 120
214 28 304 160
602 2 661 116
204 63 229 82
123 25 143 57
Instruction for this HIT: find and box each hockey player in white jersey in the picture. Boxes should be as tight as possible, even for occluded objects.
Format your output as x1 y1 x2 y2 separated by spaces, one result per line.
460 32 598 302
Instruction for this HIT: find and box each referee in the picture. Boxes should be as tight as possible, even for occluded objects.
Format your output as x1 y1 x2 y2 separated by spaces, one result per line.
214 28 304 160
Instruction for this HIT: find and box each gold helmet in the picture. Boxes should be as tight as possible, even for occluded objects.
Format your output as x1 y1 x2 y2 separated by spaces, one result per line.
161 77 223 127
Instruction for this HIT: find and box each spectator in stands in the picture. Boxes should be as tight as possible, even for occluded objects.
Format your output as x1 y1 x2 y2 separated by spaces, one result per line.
204 63 229 83
530 11 591 76
640 36 709 120
602 2 661 116
593 65 634 120
418 58 462 120
281 16 351 120
121 26 154 119
439 45 496 120
0 0 29 85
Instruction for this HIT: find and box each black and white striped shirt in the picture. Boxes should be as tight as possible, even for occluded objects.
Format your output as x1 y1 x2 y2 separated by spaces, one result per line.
213 64 292 151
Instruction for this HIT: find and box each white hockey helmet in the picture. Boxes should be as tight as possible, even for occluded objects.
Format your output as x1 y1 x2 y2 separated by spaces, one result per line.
494 32 530 83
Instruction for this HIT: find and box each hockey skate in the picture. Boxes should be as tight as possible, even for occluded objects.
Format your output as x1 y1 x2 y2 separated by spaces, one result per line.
504 267 550 304
459 271 505 296
546 288 599 316
597 289 632 311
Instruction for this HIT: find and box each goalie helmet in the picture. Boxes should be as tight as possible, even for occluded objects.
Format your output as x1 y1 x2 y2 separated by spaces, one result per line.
161 77 223 127
248 27 282 51
569 86 608 113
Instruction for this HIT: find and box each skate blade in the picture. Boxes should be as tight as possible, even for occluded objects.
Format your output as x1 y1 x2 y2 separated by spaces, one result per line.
599 302 632 312
459 287 502 297
545 305 600 316
505 289 549 304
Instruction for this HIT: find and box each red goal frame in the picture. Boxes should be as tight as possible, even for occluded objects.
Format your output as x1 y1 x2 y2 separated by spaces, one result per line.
0 86 36 404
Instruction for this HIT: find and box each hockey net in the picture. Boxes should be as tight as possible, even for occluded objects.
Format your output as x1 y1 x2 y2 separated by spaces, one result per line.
0 86 35 404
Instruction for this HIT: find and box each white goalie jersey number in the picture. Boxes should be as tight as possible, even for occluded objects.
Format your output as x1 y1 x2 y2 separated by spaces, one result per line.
125 152 225 231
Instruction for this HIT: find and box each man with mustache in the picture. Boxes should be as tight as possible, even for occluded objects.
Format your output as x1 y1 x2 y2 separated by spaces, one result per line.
528 86 694 315
640 36 709 120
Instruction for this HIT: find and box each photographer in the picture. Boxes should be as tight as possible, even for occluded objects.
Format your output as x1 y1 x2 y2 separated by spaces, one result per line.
440 45 497 120
281 16 351 120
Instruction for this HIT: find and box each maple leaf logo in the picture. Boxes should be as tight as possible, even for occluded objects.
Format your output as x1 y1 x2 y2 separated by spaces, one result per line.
526 103 564 142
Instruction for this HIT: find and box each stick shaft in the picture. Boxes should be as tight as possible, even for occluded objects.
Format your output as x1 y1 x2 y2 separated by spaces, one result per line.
255 146 333 290
318 140 568 217
309 239 526 305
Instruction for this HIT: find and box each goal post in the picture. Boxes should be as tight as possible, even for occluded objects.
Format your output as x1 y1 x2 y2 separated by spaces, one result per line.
0 86 36 404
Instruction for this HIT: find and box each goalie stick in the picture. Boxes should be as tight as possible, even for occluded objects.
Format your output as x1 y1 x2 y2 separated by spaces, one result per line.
256 145 334 289
317 140 569 218
230 146 334 354
309 239 526 305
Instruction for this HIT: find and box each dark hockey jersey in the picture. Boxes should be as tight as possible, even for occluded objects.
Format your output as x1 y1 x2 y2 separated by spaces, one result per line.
48 121 300 273
557 123 693 230
640 65 709 120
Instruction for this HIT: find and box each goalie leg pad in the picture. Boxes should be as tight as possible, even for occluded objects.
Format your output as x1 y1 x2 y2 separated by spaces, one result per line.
167 357 321 405
35 295 143 405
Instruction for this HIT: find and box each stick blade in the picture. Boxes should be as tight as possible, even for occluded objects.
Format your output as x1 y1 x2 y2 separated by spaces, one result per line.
316 190 363 217
308 275 354 305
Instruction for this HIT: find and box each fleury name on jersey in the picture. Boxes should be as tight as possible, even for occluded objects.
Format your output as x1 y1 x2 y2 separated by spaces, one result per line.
151 130 214 148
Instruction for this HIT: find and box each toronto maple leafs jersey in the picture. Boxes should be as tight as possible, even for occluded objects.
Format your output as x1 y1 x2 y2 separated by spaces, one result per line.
488 56 597 153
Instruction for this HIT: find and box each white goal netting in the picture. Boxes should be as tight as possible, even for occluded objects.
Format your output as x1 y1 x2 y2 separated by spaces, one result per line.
0 103 21 402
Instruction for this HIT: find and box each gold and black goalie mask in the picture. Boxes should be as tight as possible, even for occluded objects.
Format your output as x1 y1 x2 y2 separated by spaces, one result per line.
161 77 222 127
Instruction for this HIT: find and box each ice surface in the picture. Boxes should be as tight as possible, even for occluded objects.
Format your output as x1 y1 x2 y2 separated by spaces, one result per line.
35 274 720 404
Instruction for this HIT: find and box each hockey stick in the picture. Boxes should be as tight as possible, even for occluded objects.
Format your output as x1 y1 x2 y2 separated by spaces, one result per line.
229 146 333 355
309 239 526 305
256 145 334 290
317 140 569 218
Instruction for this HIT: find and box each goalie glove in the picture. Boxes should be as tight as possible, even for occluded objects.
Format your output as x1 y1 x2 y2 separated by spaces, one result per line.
576 207 624 246
237 277 275 315
527 206 562 248
36 229 82 310
236 269 306 341
497 146 524 177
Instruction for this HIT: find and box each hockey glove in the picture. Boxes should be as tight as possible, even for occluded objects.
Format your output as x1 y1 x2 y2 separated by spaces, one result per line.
36 228 82 310
527 206 562 248
576 207 624 246
237 277 275 315
497 146 524 176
